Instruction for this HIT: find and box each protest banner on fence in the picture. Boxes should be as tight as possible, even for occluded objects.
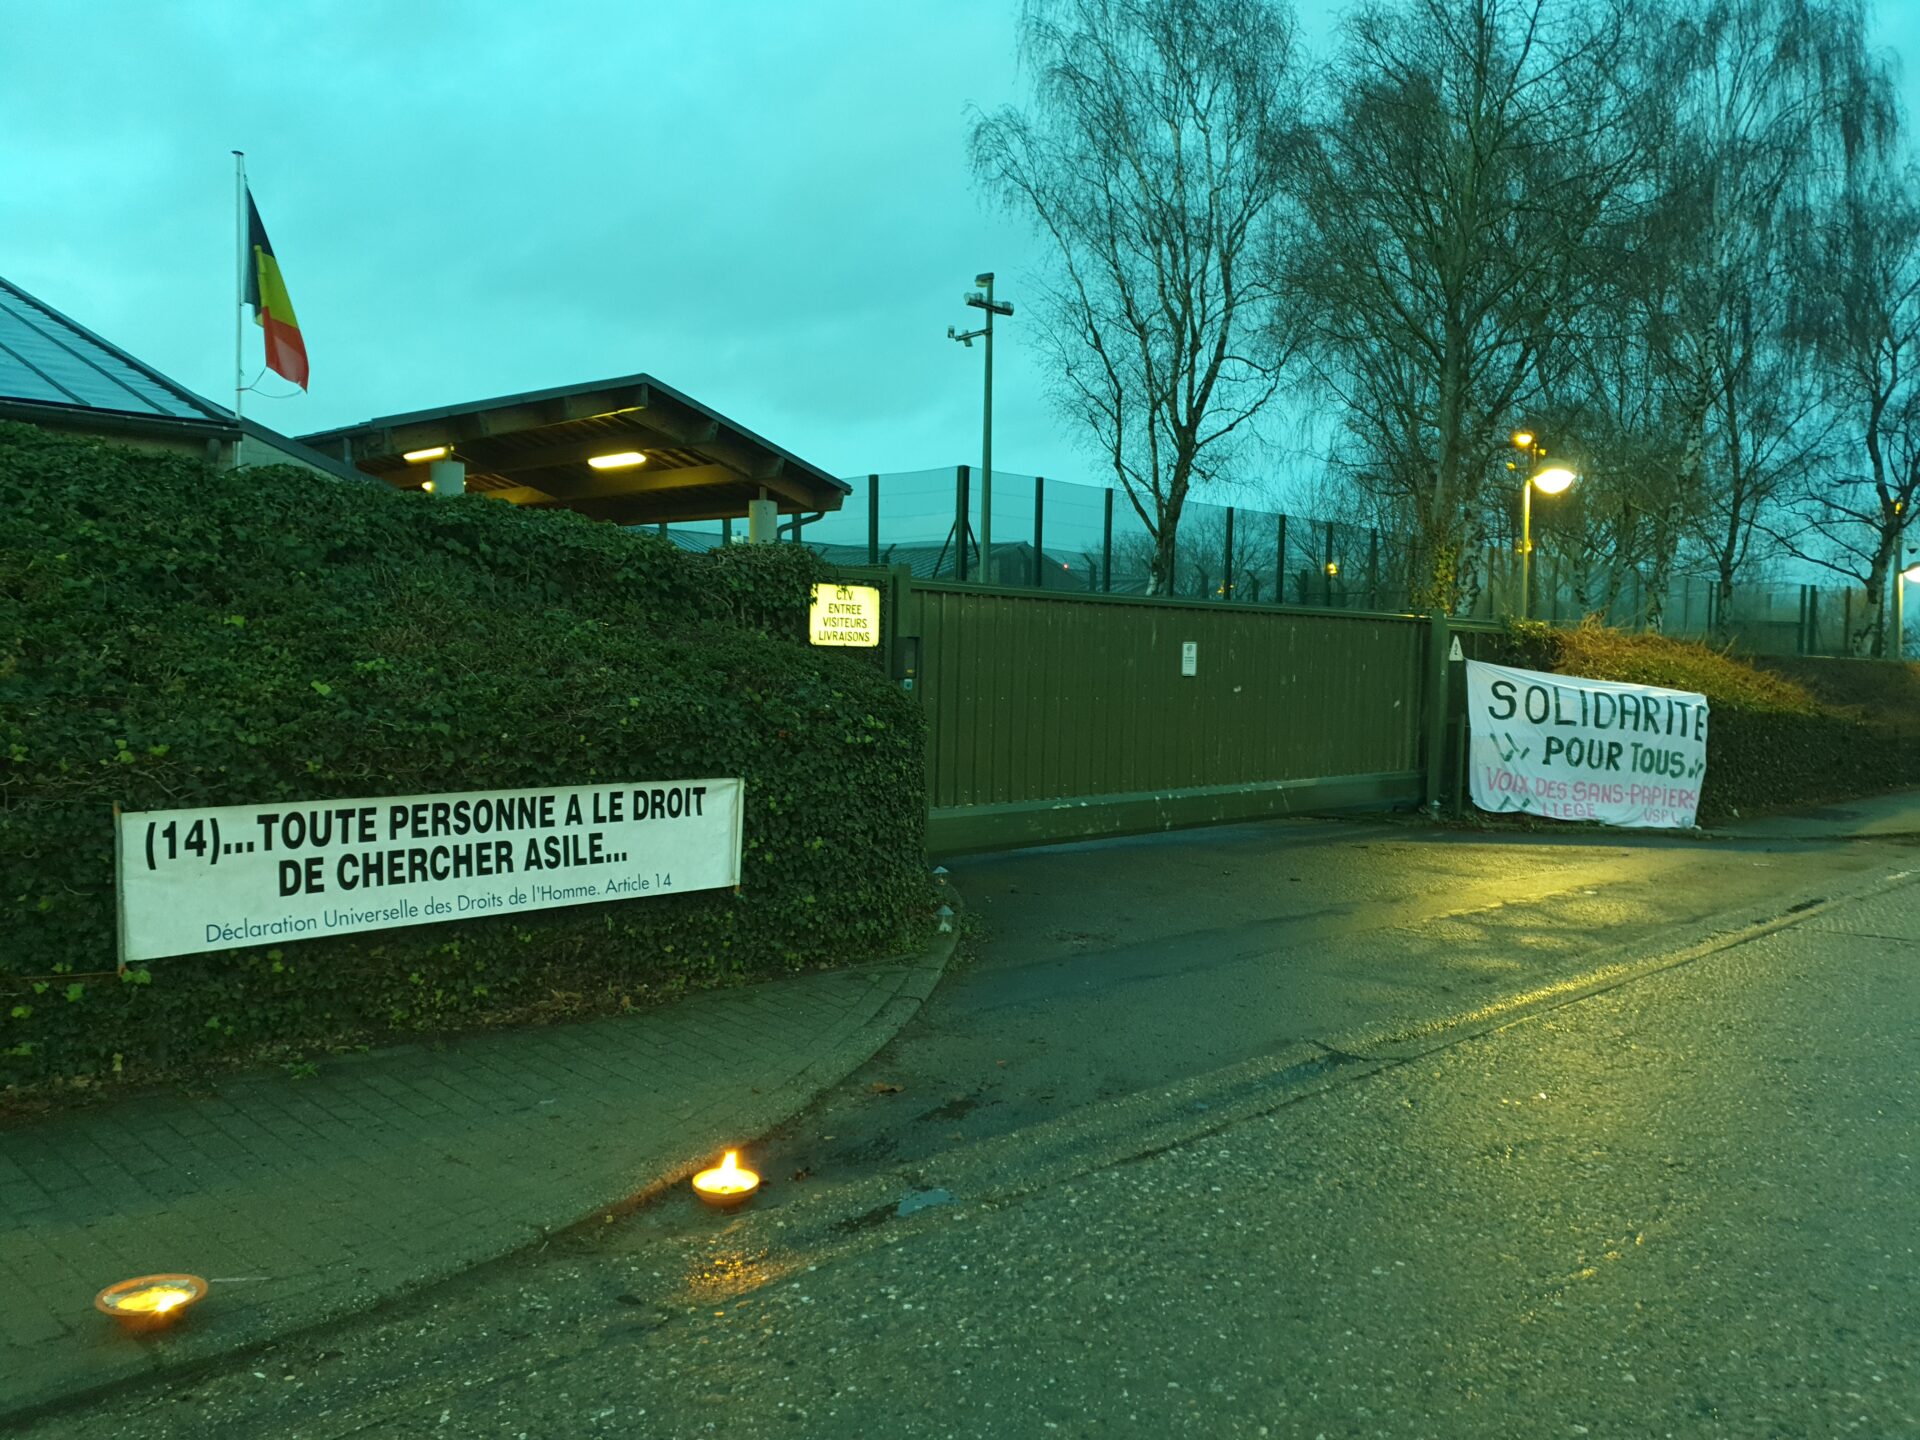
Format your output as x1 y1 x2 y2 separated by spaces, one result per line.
1466 661 1708 829
116 779 744 961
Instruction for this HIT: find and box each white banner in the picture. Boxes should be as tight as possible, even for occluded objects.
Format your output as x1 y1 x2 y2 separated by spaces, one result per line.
1466 661 1708 829
116 779 744 962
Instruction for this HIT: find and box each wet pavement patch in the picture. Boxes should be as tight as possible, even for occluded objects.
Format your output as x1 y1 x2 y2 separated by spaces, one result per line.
895 1188 954 1218
918 1091 987 1123
830 1135 897 1164
832 1202 897 1235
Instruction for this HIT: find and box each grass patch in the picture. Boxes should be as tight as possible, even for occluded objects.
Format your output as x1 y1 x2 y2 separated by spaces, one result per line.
1505 619 1820 713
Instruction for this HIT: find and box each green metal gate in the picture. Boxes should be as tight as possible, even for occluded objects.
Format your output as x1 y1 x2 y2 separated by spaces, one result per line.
894 579 1435 854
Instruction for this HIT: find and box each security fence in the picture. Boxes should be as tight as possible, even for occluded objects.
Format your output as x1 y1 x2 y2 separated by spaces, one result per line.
649 465 1901 659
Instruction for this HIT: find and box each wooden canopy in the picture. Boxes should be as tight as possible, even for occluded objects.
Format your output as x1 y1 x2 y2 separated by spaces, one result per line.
301 374 849 524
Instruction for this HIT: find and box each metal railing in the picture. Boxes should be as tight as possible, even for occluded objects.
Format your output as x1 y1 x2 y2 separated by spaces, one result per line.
650 465 1900 658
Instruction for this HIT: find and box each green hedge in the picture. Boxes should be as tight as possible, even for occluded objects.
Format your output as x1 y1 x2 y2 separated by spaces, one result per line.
1498 620 1920 824
0 423 928 1090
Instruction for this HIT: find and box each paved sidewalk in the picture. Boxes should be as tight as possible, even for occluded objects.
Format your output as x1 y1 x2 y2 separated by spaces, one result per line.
1709 786 1920 841
0 924 956 1425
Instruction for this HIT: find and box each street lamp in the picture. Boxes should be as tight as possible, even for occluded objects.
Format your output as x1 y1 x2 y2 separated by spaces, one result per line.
948 273 1013 580
1510 431 1575 620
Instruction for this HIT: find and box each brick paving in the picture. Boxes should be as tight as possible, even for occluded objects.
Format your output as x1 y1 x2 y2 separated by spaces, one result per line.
0 938 952 1424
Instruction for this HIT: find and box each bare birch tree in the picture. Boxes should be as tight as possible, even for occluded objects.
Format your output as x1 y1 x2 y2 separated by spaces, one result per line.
1782 167 1920 653
1518 128 1719 630
971 0 1308 594
1293 0 1660 612
1653 0 1893 636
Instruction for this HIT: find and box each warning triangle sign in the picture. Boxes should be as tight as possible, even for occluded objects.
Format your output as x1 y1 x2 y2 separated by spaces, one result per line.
1448 637 1464 662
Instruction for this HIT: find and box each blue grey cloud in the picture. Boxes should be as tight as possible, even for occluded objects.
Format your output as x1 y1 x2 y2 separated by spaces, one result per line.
4 0 1917 491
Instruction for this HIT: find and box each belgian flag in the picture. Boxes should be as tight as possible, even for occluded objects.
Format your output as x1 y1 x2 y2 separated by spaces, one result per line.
243 187 309 390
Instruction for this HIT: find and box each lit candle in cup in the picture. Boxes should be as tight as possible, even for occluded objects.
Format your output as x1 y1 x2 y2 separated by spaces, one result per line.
94 1274 209 1330
691 1150 761 1209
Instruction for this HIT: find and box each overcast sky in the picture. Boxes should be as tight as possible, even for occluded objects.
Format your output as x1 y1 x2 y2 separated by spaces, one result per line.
5 1 1919 493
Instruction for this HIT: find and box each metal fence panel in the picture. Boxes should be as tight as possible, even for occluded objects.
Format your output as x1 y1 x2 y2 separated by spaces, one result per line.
906 581 1428 849
786 469 1894 657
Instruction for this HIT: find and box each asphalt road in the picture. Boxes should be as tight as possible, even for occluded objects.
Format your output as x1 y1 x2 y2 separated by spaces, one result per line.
19 812 1920 1438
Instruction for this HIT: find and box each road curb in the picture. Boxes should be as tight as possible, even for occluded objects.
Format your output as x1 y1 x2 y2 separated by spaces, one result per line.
1699 826 1920 844
0 888 963 1430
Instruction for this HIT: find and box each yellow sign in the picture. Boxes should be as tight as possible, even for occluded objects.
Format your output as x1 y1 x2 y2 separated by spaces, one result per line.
809 583 881 647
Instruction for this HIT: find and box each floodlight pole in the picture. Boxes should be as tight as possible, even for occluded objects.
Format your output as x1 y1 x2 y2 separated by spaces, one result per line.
951 274 1012 582
981 280 995 580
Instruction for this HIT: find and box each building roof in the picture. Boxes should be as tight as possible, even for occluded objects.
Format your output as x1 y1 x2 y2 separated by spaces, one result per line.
0 275 369 486
0 276 230 428
299 374 852 525
0 276 834 519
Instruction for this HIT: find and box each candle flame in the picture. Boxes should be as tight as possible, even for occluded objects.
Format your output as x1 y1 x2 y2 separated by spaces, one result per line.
117 1285 193 1314
693 1149 759 1198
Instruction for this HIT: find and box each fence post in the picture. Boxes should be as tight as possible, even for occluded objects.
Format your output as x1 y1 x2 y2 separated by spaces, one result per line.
1034 475 1045 588
867 473 880 566
955 465 971 582
1102 488 1114 592
1223 506 1235 601
1425 611 1450 813
722 516 732 546
1276 513 1288 605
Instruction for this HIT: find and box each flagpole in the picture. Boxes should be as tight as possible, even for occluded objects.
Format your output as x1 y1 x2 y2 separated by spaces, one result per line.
233 150 246 433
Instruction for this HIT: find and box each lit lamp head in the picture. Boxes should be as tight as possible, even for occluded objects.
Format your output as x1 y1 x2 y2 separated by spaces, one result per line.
94 1273 208 1332
1530 466 1577 496
1511 431 1536 452
692 1149 761 1210
587 451 647 471
404 446 451 494
1902 562 1920 583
